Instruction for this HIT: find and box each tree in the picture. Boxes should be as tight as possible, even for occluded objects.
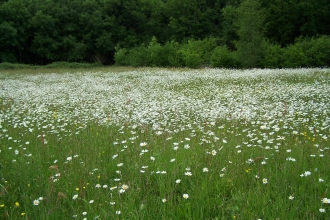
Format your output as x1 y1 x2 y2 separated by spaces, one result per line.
235 0 265 68
221 5 239 50
0 0 31 63
164 0 223 41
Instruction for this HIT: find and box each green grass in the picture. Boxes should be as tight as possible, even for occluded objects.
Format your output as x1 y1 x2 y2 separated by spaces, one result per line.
0 68 329 219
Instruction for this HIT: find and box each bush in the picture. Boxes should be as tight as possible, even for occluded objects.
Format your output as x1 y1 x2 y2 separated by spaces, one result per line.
302 36 330 67
282 43 308 68
262 42 283 68
181 51 203 68
114 47 129 66
114 38 183 67
164 41 184 67
126 45 151 67
147 37 164 67
210 46 239 68
179 39 214 68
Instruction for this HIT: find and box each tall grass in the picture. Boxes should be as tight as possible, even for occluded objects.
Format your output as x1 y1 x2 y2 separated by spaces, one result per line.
0 68 329 219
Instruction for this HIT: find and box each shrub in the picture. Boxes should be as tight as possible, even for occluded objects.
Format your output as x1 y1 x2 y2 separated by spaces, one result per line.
164 41 184 67
282 43 308 68
179 39 212 68
262 42 283 68
302 36 330 67
114 47 129 66
148 37 164 67
210 46 239 68
181 52 203 68
126 45 150 67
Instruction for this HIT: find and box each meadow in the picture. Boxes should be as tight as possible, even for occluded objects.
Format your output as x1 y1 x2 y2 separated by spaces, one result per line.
0 67 329 220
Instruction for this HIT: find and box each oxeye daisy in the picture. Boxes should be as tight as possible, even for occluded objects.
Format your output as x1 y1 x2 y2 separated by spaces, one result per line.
262 178 268 184
319 208 326 213
203 167 209 172
121 184 129 190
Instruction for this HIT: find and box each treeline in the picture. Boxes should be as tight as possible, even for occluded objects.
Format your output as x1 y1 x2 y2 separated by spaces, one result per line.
1 0 330 68
116 36 330 68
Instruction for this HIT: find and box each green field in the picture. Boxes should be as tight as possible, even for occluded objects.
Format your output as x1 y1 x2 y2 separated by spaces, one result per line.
0 68 329 219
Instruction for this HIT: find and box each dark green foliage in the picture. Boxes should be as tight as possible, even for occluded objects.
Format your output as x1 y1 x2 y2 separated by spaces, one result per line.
1 0 330 68
126 45 151 67
114 38 219 68
262 42 283 68
221 5 239 50
235 0 266 68
210 46 240 68
298 36 330 67
262 0 330 47
164 0 223 41
179 38 217 68
115 37 184 67
114 47 130 66
282 43 308 68
163 41 184 67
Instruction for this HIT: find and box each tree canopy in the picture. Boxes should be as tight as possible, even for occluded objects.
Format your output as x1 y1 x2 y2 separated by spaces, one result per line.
1 0 329 66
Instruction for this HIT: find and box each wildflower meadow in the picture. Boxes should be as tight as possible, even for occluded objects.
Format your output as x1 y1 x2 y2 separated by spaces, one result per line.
0 68 329 219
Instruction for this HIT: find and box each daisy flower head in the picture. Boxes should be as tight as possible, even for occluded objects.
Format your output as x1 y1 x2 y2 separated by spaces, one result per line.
185 171 192 176
121 184 129 190
319 208 326 213
175 179 181 184
182 194 189 199
303 171 311 176
33 200 39 206
321 198 329 204
162 198 167 203
72 194 78 200
262 178 268 184
211 150 217 156
203 167 209 172
140 142 147 147
289 195 294 200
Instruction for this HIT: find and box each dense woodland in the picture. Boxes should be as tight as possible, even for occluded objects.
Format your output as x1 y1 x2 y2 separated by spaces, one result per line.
1 0 330 68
